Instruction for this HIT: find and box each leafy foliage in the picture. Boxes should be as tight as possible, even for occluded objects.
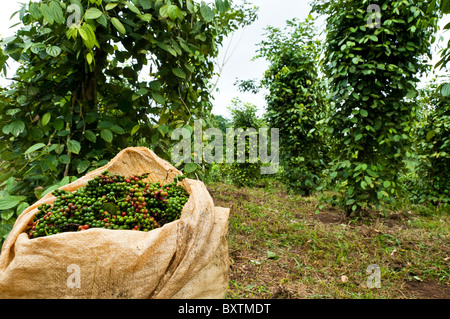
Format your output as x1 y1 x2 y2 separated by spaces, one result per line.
432 0 450 73
220 98 263 187
313 0 441 214
405 84 450 206
255 17 330 196
0 0 258 246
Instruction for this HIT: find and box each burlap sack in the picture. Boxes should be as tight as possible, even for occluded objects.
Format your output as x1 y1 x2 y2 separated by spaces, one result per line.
0 147 230 299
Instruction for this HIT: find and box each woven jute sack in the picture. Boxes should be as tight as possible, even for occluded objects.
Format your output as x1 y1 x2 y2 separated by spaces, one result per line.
0 147 230 299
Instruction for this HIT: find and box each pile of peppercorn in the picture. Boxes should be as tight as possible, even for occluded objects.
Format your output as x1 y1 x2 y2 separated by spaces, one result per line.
26 171 189 239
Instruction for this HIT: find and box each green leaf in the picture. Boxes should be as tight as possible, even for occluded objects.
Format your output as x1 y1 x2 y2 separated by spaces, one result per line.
101 129 113 143
16 202 29 216
152 92 165 105
140 0 152 10
86 52 93 65
6 108 21 116
138 13 152 22
29 3 43 20
184 162 198 173
85 130 97 142
426 130 436 141
85 7 103 19
9 121 25 137
406 90 418 99
105 3 118 11
383 181 391 188
42 112 52 126
41 4 55 25
80 23 98 49
111 125 125 135
0 224 13 240
58 130 70 137
127 1 141 15
24 143 46 155
442 0 450 14
49 1 64 24
31 43 46 54
0 196 27 210
156 41 177 56
97 13 108 28
149 80 162 91
200 3 214 22
1 211 14 221
360 109 368 117
98 121 114 129
46 45 61 57
59 154 71 164
77 160 90 174
215 0 227 13
172 67 186 79
441 83 450 97
160 4 179 20
367 169 378 178
137 88 148 95
186 0 195 14
59 176 71 187
67 140 81 154
131 124 140 135
158 124 169 136
111 17 126 34
53 118 65 131
6 177 14 193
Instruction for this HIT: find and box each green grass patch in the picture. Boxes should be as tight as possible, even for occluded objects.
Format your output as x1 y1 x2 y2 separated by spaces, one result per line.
207 182 450 299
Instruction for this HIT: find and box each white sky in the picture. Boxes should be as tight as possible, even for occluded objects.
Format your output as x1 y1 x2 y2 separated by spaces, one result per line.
0 1 449 119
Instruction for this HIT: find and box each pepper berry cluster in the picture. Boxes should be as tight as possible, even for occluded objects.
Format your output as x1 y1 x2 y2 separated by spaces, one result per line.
26 171 189 239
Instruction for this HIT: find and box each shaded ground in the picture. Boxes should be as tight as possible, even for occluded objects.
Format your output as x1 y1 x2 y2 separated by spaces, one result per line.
207 182 450 299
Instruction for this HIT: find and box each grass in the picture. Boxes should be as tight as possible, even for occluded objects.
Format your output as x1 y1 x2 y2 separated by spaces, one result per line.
206 181 450 299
